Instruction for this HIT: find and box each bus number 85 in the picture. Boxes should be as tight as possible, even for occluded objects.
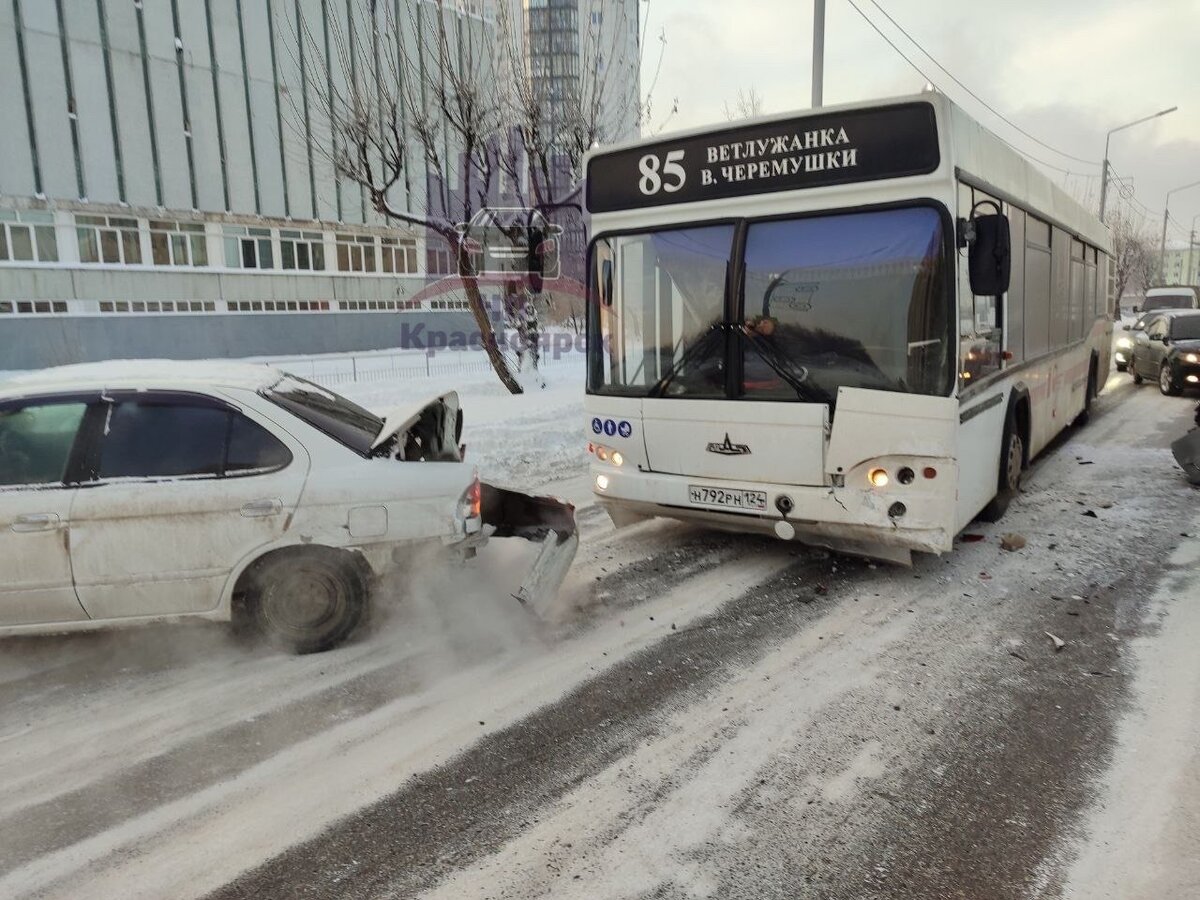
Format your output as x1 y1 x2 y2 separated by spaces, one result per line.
638 150 686 196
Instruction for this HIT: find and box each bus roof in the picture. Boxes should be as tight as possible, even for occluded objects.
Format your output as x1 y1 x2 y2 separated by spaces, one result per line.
585 92 1111 254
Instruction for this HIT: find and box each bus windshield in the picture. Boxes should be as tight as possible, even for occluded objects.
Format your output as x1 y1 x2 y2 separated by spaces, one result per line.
588 206 952 402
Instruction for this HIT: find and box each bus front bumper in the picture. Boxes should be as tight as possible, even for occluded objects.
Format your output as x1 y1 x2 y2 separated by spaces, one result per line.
590 467 955 562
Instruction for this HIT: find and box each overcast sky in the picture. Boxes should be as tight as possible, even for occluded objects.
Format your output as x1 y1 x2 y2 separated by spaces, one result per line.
638 0 1200 246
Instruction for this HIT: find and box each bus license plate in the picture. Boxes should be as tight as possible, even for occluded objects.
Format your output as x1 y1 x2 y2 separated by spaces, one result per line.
688 485 767 512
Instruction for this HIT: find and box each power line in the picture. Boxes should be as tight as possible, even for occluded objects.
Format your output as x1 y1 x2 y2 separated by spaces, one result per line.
862 0 1100 167
843 0 1098 180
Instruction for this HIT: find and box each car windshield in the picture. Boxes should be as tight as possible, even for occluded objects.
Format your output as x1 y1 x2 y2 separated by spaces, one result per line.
1171 316 1200 340
587 206 952 402
1144 294 1194 311
263 375 383 457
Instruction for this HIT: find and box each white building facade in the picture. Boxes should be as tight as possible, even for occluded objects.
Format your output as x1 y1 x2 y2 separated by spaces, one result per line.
0 0 637 369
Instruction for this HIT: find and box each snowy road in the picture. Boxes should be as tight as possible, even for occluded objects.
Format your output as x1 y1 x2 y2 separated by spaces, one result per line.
2 374 1199 899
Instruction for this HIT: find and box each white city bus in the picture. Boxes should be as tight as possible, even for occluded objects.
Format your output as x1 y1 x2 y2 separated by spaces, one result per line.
582 93 1113 563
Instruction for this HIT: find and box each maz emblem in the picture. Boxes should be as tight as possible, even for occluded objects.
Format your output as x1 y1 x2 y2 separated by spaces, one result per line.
706 433 751 456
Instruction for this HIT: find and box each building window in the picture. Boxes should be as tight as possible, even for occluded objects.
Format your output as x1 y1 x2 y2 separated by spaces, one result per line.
149 220 208 267
380 236 418 274
77 215 142 265
426 246 452 275
223 226 274 269
280 230 326 271
336 234 377 272
0 210 58 263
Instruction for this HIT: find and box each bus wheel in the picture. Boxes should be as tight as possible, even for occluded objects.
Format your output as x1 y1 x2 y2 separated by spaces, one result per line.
1075 360 1097 426
979 406 1024 523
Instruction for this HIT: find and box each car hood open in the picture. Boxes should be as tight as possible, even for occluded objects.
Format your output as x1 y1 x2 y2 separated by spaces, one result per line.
370 391 460 452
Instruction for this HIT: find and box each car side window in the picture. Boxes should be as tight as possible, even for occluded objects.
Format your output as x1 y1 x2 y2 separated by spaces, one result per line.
0 401 88 487
1146 317 1164 340
96 395 292 480
98 400 230 479
226 414 293 473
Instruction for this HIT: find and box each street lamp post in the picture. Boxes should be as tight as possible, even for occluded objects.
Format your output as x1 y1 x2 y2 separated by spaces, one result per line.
1188 213 1200 286
1098 106 1178 223
1160 180 1200 283
812 0 825 108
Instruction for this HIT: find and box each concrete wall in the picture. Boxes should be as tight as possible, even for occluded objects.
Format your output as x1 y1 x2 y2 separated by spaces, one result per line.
0 310 479 370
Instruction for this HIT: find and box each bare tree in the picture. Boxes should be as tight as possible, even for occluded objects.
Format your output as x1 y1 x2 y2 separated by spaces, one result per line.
1109 205 1157 309
286 0 522 392
284 0 656 391
723 87 764 121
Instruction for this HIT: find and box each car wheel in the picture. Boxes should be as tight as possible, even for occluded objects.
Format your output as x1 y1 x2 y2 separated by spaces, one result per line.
979 405 1024 523
1161 361 1183 397
1132 366 1144 385
248 549 369 654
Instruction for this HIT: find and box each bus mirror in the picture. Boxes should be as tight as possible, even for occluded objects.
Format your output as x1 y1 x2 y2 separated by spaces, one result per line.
968 213 1011 296
600 259 614 306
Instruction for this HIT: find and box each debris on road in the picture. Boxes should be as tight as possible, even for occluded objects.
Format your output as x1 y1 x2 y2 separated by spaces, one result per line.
961 533 986 543
1045 632 1067 652
1000 533 1027 552
1081 510 1099 518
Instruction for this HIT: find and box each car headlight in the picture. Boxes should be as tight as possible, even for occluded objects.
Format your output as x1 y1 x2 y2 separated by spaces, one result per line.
1116 337 1133 349
1186 353 1200 364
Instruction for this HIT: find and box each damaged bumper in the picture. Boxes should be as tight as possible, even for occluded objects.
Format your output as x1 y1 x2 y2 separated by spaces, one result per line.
478 483 579 607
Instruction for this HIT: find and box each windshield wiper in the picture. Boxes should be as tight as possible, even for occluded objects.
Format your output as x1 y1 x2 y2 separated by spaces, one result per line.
648 323 727 398
741 332 831 403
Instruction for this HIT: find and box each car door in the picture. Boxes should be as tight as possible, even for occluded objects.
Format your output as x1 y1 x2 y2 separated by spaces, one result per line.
0 395 91 626
1133 316 1158 376
68 390 309 620
1143 316 1168 375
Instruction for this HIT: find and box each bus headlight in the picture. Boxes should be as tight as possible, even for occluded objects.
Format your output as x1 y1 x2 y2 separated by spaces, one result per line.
611 451 624 467
868 468 889 488
595 473 610 492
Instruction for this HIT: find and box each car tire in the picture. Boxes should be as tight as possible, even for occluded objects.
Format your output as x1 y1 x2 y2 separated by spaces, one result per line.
979 404 1024 523
1132 367 1144 385
247 548 369 654
1161 361 1183 397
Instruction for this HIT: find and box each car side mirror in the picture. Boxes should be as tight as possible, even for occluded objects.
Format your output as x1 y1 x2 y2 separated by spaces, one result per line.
1122 324 1132 331
1132 305 1141 314
967 212 1011 296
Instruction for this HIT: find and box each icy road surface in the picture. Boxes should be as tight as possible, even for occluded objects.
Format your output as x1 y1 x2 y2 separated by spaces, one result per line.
2 372 1200 899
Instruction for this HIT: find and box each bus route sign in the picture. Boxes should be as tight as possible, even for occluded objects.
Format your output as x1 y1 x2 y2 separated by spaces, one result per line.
586 101 940 214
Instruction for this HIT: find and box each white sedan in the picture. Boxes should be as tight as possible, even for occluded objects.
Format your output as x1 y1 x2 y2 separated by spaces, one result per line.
0 361 574 653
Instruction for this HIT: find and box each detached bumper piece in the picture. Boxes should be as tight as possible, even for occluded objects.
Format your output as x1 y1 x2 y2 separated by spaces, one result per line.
1172 427 1200 486
480 483 578 608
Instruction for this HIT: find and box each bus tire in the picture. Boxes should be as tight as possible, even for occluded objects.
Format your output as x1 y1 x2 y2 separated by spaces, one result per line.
979 404 1024 523
1075 358 1098 425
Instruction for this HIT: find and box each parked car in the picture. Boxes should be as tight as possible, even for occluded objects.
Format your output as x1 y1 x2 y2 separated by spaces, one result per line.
1128 310 1200 396
0 361 574 652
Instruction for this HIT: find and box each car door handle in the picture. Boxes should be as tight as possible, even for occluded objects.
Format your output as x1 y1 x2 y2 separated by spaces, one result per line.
241 499 283 518
12 513 61 533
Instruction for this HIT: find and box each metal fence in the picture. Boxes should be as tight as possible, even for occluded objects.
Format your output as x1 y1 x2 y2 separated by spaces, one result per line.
264 345 581 388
